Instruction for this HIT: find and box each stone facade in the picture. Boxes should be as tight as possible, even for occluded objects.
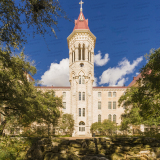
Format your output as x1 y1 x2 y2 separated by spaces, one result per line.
36 10 127 137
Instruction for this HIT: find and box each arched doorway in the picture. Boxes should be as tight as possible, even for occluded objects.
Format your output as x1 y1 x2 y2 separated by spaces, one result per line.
79 121 85 135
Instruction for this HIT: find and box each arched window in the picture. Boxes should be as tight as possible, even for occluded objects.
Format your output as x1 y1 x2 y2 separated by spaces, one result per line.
79 121 85 131
79 75 81 84
78 44 81 60
108 114 112 121
113 115 116 123
79 121 85 125
82 44 85 60
82 75 85 84
98 114 101 122
72 52 73 63
90 52 91 62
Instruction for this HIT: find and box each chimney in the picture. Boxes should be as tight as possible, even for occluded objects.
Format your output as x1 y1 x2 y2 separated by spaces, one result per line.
133 77 136 80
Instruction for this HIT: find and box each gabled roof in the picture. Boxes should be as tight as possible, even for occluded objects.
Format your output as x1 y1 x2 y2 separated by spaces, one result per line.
73 11 89 30
128 73 142 87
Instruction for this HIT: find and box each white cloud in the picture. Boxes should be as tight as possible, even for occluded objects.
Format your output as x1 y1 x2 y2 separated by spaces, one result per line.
117 77 128 86
136 72 139 76
94 51 110 66
41 58 70 86
99 56 143 86
93 77 97 87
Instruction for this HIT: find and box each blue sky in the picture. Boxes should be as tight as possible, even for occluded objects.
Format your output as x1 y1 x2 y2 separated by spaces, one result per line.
21 0 160 87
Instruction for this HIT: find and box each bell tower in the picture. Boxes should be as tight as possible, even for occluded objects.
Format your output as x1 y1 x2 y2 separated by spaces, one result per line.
67 0 96 137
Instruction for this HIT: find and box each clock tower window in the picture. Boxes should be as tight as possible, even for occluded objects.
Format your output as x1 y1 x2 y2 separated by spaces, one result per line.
82 44 85 60
78 44 81 60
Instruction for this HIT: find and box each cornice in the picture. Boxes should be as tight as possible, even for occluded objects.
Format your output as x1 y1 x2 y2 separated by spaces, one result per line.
93 87 127 91
67 30 96 48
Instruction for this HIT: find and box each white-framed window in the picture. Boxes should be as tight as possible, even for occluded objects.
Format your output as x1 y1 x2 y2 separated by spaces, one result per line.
108 114 112 121
113 114 116 123
108 92 112 97
113 92 116 97
98 101 101 109
82 92 85 101
98 92 101 97
83 108 85 117
79 127 85 131
79 92 81 101
79 121 85 132
79 75 81 84
113 101 116 109
79 108 81 117
124 92 126 95
63 92 66 98
108 101 112 109
82 75 85 84
63 102 66 109
98 114 101 122
123 104 126 109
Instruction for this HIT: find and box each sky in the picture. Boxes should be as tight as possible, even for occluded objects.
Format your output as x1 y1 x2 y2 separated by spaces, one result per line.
21 0 160 87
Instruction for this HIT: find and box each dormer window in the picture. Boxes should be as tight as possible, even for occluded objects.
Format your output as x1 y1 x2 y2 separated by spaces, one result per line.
80 63 84 67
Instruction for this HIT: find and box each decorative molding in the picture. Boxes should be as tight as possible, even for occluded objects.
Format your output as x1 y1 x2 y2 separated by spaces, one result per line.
93 88 127 91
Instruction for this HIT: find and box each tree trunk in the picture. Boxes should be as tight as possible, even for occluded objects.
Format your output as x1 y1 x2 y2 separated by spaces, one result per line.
0 120 6 136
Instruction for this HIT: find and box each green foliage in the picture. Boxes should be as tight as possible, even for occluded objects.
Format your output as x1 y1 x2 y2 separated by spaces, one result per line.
118 48 160 127
0 0 67 49
0 48 63 134
0 136 31 160
59 113 74 135
90 119 118 136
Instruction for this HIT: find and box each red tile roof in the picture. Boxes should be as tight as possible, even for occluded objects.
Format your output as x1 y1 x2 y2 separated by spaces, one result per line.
128 73 142 87
73 11 89 30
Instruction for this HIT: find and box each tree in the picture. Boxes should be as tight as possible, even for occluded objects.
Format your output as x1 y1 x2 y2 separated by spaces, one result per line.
0 48 63 135
118 48 160 128
0 0 67 49
101 119 117 135
90 122 101 134
59 113 74 135
90 119 117 136
0 0 67 135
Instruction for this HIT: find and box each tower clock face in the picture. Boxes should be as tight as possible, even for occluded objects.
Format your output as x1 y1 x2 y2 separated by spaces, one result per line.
80 63 84 67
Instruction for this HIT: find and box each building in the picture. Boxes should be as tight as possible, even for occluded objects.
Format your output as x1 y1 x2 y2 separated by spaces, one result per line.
36 1 127 137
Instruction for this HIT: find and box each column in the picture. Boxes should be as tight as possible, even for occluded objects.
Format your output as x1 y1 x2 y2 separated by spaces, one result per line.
85 47 88 61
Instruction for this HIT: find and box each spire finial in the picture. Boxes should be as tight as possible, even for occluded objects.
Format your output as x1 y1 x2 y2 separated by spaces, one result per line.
79 0 84 12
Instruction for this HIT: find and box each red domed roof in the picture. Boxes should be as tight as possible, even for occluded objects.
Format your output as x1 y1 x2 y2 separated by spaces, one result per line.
73 11 89 30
